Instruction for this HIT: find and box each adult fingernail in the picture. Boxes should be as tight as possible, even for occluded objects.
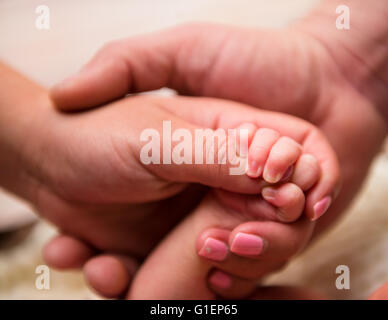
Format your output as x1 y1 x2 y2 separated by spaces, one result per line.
231 232 265 256
312 196 332 221
199 238 228 262
209 270 232 289
262 186 277 201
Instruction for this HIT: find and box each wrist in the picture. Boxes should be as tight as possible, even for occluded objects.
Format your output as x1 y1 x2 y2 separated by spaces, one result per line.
294 0 388 124
0 64 52 203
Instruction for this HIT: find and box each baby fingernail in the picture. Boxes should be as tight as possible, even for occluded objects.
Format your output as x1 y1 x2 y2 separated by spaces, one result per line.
280 166 293 181
231 232 265 256
209 270 232 289
256 165 263 177
247 160 261 178
312 196 332 221
262 186 277 201
263 170 282 184
199 238 228 262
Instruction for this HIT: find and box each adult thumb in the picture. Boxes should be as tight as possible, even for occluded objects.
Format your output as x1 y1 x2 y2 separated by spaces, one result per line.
50 23 220 111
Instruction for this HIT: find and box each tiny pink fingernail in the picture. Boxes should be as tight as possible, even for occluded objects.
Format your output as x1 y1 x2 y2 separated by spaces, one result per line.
199 238 228 262
247 160 260 177
263 170 282 184
209 270 232 289
280 166 293 181
231 232 264 256
256 165 263 177
262 186 277 201
312 196 332 221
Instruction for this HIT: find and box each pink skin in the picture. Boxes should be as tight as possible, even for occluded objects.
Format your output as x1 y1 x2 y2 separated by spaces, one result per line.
48 20 387 235
194 213 314 281
44 235 388 300
124 143 323 300
43 122 327 299
263 137 302 184
312 196 332 221
208 270 232 290
43 210 314 299
40 101 335 299
280 166 294 182
45 4 388 297
261 183 305 222
50 27 341 220
246 128 279 178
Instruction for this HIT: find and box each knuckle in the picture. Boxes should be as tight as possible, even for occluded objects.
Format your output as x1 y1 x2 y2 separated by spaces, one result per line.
266 156 290 171
175 22 214 34
281 200 304 217
287 188 304 207
278 136 302 151
301 154 320 173
249 145 270 159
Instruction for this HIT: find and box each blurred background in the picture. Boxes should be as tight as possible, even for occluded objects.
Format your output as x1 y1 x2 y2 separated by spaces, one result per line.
0 0 388 299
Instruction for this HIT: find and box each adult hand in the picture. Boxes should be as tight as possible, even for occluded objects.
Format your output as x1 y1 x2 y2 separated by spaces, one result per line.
51 20 387 234
0 63 336 298
48 0 388 298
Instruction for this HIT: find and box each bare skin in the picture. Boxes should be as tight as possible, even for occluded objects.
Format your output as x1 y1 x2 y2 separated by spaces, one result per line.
0 62 338 298
37 94 339 299
1 0 385 299
45 0 388 299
